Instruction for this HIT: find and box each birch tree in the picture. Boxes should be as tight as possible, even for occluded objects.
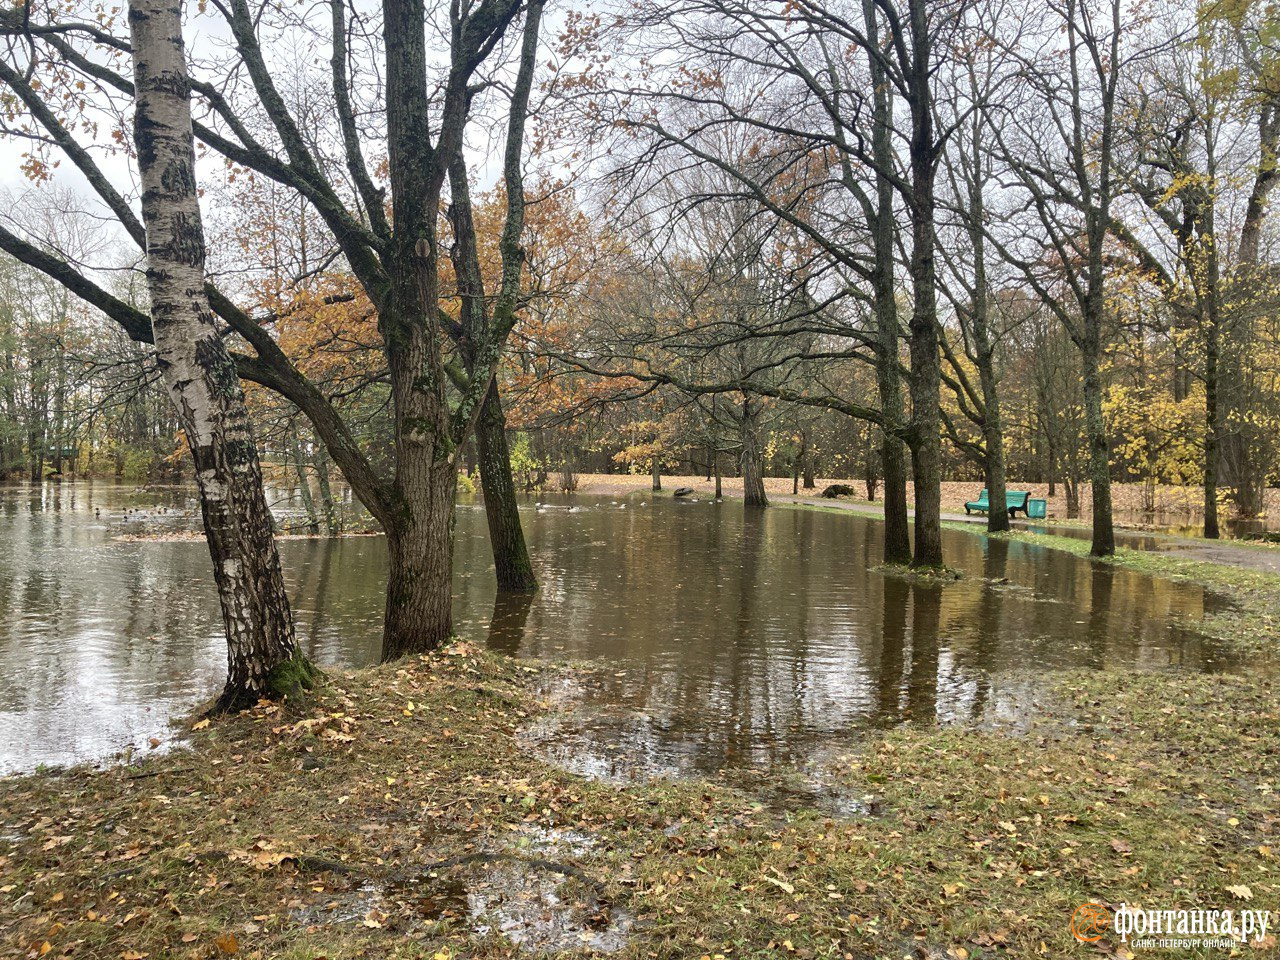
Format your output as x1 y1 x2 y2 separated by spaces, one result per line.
128 0 312 709
0 0 545 659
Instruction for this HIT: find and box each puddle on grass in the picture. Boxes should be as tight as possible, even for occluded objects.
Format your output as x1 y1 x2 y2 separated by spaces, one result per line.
292 856 632 954
521 702 880 818
502 824 599 857
724 768 877 819
521 669 1079 820
406 859 632 953
520 706 686 784
292 882 387 926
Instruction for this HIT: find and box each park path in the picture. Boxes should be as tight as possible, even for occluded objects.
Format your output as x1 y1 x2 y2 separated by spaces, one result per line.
763 491 1280 576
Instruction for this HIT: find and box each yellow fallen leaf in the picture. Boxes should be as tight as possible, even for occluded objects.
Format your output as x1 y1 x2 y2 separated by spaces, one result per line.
1227 884 1253 901
213 932 238 954
762 875 795 894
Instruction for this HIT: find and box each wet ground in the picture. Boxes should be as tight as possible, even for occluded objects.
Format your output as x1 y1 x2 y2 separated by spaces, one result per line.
0 480 1240 775
767 490 1280 573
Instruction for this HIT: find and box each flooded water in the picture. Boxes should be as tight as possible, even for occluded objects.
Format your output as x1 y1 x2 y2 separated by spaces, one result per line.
0 481 1234 776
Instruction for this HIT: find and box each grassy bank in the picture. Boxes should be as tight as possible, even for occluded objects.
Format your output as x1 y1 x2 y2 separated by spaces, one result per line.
2 647 1277 959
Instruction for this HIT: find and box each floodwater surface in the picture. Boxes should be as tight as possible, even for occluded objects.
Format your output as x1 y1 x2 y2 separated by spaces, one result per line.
0 481 1235 775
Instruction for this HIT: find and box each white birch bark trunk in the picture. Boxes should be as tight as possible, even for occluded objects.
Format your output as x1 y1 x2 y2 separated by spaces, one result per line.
129 0 305 710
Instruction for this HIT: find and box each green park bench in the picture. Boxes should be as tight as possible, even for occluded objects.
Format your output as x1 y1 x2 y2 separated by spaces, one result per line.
965 488 1032 518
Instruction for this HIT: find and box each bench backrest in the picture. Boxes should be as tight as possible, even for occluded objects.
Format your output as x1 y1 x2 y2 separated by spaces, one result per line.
1007 490 1030 505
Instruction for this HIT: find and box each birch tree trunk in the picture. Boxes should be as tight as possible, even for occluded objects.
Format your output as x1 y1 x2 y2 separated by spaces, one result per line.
129 0 310 710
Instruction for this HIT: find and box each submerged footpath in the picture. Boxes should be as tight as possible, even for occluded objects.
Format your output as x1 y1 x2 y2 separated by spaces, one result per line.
1 626 1278 959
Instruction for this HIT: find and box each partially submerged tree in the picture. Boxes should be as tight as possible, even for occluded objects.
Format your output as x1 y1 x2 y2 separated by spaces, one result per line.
0 0 546 658
987 0 1130 556
128 0 310 709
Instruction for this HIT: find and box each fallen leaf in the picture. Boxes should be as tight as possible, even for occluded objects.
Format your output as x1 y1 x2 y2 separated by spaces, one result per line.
213 933 238 954
762 875 795 894
229 848 295 871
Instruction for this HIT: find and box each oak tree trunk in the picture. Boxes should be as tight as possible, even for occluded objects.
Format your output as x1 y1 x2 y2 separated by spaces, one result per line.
291 428 321 534
904 0 944 570
960 99 1009 536
314 441 341 535
1203 306 1221 540
1081 340 1115 556
864 0 911 564
873 250 910 562
476 381 536 591
981 392 1010 534
741 396 768 508
381 458 458 660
